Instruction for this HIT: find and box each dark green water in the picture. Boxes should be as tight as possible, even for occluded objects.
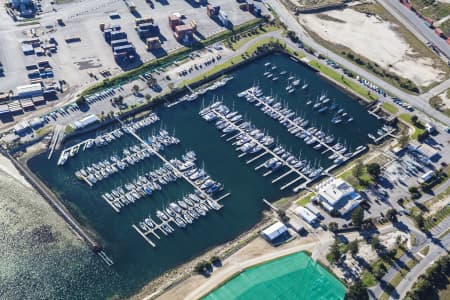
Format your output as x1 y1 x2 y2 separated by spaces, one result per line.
28 54 382 299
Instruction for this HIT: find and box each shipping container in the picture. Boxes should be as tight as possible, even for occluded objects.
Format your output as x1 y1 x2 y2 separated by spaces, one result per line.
110 31 127 41
136 17 154 26
111 39 129 48
146 37 161 50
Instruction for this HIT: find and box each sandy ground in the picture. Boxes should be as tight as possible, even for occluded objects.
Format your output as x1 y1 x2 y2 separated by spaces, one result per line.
156 235 318 300
299 8 445 87
0 154 31 188
438 89 450 109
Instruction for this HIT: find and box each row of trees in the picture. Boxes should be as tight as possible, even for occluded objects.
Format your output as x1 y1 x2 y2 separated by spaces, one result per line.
405 255 450 300
327 238 360 264
193 256 222 275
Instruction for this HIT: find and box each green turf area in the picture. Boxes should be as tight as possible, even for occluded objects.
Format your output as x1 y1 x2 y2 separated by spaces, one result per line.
183 37 279 86
308 60 378 102
228 24 281 50
296 193 314 206
382 102 399 114
339 166 374 192
398 113 425 140
440 19 450 37
410 0 450 21
203 251 345 300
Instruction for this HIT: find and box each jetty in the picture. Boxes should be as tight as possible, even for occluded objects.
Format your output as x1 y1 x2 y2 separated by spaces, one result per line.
240 87 347 161
208 106 313 191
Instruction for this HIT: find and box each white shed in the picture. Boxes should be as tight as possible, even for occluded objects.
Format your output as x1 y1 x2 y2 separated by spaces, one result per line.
262 222 288 242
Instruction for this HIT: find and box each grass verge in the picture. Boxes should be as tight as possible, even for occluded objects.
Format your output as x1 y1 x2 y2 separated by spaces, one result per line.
398 113 425 140
296 193 314 206
382 102 399 114
420 245 430 256
308 60 378 102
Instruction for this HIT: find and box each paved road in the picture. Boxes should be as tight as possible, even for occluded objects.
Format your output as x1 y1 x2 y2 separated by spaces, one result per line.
394 234 450 299
266 0 450 127
369 215 450 299
421 78 450 99
376 0 450 60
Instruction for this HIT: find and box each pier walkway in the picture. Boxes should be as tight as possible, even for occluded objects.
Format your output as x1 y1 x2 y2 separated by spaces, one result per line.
117 118 230 247
242 90 347 161
369 127 397 144
210 107 312 191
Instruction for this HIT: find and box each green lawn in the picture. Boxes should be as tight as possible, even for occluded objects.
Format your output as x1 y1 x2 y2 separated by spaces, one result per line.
296 193 314 206
420 245 430 256
339 166 374 192
398 113 425 140
424 205 450 230
308 60 378 102
229 24 281 50
382 102 399 114
183 37 279 86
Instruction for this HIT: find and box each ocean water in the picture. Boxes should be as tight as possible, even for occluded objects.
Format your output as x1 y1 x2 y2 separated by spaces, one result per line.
26 53 382 299
0 170 122 300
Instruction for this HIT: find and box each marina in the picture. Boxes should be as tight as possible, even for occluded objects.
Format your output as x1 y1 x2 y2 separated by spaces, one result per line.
57 113 160 166
27 53 383 298
74 129 179 188
237 84 354 163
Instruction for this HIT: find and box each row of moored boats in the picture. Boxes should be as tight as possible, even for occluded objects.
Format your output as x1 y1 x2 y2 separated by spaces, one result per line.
200 102 325 179
238 85 363 165
75 129 179 185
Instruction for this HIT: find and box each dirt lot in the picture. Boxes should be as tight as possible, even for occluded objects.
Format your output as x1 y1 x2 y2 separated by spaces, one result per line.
155 235 317 300
298 6 447 88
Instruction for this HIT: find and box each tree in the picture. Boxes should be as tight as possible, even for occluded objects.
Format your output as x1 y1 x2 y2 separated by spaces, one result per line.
409 186 421 199
328 239 341 264
277 210 289 223
348 240 359 256
132 84 140 95
329 222 338 232
399 133 409 148
386 209 398 222
372 262 387 279
75 96 86 106
146 76 157 88
414 214 425 231
366 163 381 179
113 95 124 106
351 206 364 228
346 279 368 300
352 161 364 178
411 115 419 125
144 94 151 101
371 236 380 250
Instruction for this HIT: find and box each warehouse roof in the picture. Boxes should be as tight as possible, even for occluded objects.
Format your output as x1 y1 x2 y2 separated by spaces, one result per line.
262 222 288 241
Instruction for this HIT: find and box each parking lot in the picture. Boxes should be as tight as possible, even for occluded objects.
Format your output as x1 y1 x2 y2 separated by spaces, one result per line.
0 0 262 95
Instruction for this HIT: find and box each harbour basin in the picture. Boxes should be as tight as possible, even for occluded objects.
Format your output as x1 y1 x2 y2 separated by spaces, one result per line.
27 53 382 299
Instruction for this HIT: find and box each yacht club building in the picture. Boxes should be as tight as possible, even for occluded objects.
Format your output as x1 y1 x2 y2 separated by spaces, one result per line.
316 177 362 216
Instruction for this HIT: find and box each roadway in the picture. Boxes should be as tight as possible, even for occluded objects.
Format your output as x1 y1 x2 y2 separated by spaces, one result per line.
394 233 450 299
265 0 450 127
376 0 450 60
369 215 450 299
